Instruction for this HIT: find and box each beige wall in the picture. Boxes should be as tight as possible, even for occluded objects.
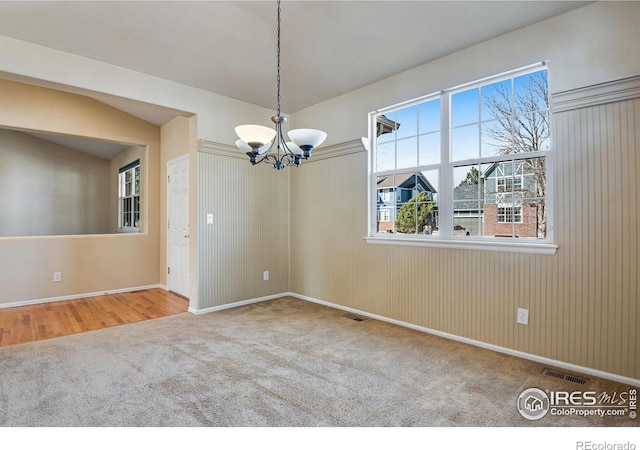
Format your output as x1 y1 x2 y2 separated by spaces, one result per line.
0 129 111 236
289 2 640 381
290 89 640 381
195 142 290 310
0 79 161 304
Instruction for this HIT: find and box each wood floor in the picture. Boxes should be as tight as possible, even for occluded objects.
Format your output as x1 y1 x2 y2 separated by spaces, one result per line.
0 288 189 348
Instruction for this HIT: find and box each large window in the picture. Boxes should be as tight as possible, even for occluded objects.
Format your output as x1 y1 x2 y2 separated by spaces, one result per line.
368 63 556 253
118 159 140 231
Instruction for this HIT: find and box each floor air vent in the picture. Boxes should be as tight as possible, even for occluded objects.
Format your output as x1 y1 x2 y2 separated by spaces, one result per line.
343 313 366 322
542 368 588 385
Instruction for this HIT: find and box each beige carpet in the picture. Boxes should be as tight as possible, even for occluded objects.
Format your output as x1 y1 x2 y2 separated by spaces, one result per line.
0 296 636 427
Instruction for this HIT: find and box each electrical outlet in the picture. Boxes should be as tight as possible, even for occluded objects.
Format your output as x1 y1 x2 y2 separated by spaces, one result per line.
263 271 269 281
517 308 529 325
53 272 62 282
206 213 213 224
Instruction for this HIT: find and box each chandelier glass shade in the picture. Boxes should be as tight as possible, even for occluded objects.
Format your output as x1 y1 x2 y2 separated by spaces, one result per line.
234 0 326 170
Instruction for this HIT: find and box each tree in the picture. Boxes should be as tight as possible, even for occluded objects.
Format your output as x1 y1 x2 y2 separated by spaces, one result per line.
459 167 479 187
483 70 548 238
395 192 435 234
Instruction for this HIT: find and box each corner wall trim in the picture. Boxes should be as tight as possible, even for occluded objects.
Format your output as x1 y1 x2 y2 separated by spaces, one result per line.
0 284 165 310
304 139 367 162
198 139 245 159
552 74 640 113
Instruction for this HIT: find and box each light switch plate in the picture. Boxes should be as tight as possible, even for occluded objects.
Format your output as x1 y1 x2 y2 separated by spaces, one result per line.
517 308 529 325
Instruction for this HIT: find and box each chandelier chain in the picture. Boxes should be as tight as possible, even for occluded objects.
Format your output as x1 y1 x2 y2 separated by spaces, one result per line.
233 0 326 169
276 0 281 117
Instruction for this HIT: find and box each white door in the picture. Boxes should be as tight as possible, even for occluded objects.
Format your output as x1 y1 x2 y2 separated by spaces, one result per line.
167 156 189 298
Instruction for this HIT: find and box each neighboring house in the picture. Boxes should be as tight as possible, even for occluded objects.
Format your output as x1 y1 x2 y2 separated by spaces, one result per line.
482 161 541 238
452 161 542 238
377 172 437 233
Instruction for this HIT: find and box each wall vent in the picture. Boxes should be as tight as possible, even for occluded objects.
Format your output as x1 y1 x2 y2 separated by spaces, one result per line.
343 313 366 322
542 368 588 385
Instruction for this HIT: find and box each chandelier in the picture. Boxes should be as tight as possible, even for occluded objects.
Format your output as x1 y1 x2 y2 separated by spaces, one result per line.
234 0 327 170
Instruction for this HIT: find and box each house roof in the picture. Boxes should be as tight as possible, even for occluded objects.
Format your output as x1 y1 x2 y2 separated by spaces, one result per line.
377 172 437 193
453 184 481 210
376 115 400 137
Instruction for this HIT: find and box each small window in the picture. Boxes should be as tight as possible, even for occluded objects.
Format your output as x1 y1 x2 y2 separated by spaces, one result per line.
118 159 140 231
497 206 523 223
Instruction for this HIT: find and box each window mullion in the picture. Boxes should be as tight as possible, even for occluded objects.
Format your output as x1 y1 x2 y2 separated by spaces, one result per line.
439 92 453 238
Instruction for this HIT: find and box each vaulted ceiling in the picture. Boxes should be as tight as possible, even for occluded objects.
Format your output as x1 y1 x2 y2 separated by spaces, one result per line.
0 1 591 122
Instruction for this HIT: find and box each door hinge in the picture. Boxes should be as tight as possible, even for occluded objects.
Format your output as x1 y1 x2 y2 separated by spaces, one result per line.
168 175 170 183
168 220 170 229
167 267 170 274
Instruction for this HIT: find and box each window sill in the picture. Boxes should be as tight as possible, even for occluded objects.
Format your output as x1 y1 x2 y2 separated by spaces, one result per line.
117 228 141 234
364 235 558 255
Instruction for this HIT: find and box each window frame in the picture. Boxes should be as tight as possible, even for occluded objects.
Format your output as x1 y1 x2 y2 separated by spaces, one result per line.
118 159 141 233
366 62 557 255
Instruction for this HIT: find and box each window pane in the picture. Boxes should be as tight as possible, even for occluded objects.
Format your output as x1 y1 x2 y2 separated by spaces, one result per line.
419 99 440 134
481 119 512 157
514 111 549 153
452 88 479 127
451 124 479 161
396 137 417 170
376 141 395 171
419 132 440 166
396 106 417 139
134 166 141 195
453 165 482 237
376 175 396 233
514 70 548 114
395 172 433 234
420 169 438 235
481 79 511 121
387 172 439 235
123 198 132 227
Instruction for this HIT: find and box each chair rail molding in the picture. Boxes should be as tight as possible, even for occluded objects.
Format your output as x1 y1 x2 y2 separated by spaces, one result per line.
552 74 640 113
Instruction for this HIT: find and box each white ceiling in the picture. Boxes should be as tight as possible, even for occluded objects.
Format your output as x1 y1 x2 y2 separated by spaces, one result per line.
22 130 133 160
0 1 591 123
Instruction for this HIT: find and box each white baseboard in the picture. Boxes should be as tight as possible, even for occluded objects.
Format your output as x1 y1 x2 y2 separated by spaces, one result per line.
0 284 164 310
286 292 640 388
7 286 638 387
188 292 284 315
